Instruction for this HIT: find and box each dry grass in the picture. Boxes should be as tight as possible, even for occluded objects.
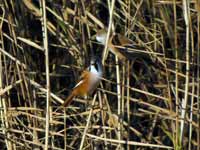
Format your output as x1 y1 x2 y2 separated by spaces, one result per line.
0 0 199 149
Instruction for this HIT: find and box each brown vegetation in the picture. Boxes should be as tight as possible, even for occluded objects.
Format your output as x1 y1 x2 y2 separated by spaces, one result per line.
0 0 199 149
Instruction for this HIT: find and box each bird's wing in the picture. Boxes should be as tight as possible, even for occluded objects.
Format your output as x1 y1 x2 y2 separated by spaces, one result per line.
73 71 88 89
117 34 133 46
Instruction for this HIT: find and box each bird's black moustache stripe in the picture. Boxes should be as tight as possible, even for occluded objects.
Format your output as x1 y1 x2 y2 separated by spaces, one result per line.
94 63 99 71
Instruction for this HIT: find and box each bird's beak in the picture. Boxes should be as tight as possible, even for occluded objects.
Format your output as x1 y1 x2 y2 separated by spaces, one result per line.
90 34 97 40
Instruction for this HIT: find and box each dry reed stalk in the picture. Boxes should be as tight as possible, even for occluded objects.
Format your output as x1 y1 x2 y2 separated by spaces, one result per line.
180 0 190 143
0 0 199 149
188 4 195 149
0 6 12 149
40 0 50 149
115 56 121 146
197 1 200 149
102 0 115 64
79 94 97 150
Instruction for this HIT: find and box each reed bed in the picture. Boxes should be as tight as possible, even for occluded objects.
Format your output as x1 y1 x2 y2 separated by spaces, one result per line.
0 0 199 149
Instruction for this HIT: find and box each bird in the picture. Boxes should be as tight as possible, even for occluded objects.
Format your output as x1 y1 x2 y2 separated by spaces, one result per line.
63 57 103 107
95 29 151 61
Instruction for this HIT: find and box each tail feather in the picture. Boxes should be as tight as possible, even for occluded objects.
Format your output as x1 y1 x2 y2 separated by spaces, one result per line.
63 92 75 107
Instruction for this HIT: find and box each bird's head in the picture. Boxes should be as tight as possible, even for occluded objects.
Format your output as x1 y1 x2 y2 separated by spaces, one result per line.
95 29 107 45
89 57 103 77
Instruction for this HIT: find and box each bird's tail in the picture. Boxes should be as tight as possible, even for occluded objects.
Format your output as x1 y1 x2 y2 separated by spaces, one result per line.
63 92 75 107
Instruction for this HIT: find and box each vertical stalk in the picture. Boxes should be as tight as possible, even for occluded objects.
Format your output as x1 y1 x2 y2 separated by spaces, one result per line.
126 60 130 150
64 108 67 149
173 0 179 148
121 62 125 130
102 0 116 65
40 0 50 149
0 8 11 150
180 0 190 143
98 91 108 150
126 1 130 149
188 4 195 149
197 0 200 149
115 56 121 148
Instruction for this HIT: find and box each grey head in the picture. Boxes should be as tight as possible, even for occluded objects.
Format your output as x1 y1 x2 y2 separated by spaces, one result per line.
95 29 107 45
89 57 103 77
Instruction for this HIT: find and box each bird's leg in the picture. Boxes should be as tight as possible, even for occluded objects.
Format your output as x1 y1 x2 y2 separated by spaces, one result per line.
85 95 92 110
